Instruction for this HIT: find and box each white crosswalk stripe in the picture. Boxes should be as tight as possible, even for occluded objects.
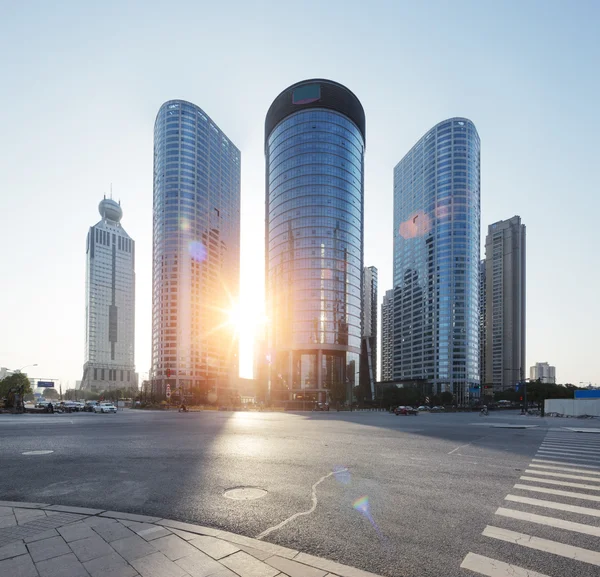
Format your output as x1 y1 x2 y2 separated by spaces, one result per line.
532 458 600 470
482 525 600 566
536 450 600 462
505 494 600 517
540 445 600 454
529 463 600 475
513 482 600 501
461 431 600 575
460 552 551 576
542 439 600 446
495 507 600 537
524 469 600 482
520 475 600 491
540 445 600 452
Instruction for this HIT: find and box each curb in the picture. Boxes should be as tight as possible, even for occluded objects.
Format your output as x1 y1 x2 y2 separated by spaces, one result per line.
0 500 385 577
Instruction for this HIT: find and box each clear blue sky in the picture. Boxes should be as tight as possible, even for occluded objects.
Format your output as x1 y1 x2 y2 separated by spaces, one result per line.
1 0 598 388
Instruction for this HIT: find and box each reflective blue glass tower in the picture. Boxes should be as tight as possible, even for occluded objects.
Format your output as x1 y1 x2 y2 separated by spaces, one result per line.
265 79 365 405
392 118 480 404
152 100 241 399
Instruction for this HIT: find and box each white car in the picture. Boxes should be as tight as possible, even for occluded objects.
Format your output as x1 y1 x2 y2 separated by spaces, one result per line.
94 402 117 413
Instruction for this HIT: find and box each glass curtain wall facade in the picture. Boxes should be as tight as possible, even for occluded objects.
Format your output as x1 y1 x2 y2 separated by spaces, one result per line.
152 100 241 399
265 79 366 405
392 118 480 405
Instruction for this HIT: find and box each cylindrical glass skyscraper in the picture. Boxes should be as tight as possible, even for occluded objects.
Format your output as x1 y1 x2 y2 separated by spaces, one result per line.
392 118 480 405
265 79 365 405
152 100 241 400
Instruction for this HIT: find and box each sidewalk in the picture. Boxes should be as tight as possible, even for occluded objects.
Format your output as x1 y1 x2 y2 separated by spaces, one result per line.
0 501 384 577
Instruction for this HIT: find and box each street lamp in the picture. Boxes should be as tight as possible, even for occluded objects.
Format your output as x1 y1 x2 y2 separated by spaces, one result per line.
16 363 38 373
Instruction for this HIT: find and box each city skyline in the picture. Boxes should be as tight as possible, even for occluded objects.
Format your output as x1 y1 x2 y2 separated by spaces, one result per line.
1 1 598 388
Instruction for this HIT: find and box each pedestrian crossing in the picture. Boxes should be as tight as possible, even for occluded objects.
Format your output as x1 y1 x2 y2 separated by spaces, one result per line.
460 429 600 576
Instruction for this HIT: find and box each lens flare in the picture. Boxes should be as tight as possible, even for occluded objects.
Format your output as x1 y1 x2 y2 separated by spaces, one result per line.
352 495 384 539
353 495 370 514
333 466 351 485
398 210 431 239
189 241 207 262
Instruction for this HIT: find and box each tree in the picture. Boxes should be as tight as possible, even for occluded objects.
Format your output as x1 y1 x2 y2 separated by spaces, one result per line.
0 373 33 408
440 391 453 405
43 388 59 400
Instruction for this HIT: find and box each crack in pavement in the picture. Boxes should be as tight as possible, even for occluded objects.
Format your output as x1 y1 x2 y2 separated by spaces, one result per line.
255 468 347 540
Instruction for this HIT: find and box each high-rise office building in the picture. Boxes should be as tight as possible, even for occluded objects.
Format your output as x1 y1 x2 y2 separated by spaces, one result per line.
479 259 487 388
530 362 556 384
360 266 378 399
484 216 526 390
392 118 481 404
265 79 366 404
152 100 241 399
380 289 394 382
81 198 136 391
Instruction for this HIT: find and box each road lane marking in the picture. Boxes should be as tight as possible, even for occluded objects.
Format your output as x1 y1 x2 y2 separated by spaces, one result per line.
520 475 600 491
532 458 600 469
540 445 600 454
542 438 600 445
460 552 551 577
539 444 600 452
536 450 600 462
255 468 346 540
495 507 600 537
506 494 600 517
524 469 600 482
529 463 600 475
483 525 600 566
513 483 600 502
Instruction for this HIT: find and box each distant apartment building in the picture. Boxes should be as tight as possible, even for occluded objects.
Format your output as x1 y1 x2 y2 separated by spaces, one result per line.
81 198 136 391
484 216 526 390
380 289 394 382
360 266 378 398
479 259 487 388
530 362 556 384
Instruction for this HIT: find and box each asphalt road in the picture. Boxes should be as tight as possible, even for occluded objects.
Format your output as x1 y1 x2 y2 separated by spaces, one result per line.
1 409 599 577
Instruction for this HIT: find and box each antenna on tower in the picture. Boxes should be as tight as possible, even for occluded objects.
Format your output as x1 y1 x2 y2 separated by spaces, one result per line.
110 183 113 199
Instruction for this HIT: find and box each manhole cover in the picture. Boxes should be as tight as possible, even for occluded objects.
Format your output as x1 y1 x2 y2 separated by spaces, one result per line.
22 450 54 455
223 487 267 500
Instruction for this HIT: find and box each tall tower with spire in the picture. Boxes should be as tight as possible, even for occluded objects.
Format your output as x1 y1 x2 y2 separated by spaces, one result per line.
81 196 136 391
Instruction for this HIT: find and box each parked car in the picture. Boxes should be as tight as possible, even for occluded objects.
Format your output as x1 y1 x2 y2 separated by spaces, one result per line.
94 402 117 413
62 401 82 412
312 402 330 412
394 406 418 415
430 405 445 412
84 401 98 412
417 405 429 411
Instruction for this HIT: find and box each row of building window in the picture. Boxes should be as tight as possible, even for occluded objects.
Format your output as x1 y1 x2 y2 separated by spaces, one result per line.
92 368 132 382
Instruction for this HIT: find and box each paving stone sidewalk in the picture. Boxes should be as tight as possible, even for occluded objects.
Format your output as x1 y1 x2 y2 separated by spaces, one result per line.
0 501 383 577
